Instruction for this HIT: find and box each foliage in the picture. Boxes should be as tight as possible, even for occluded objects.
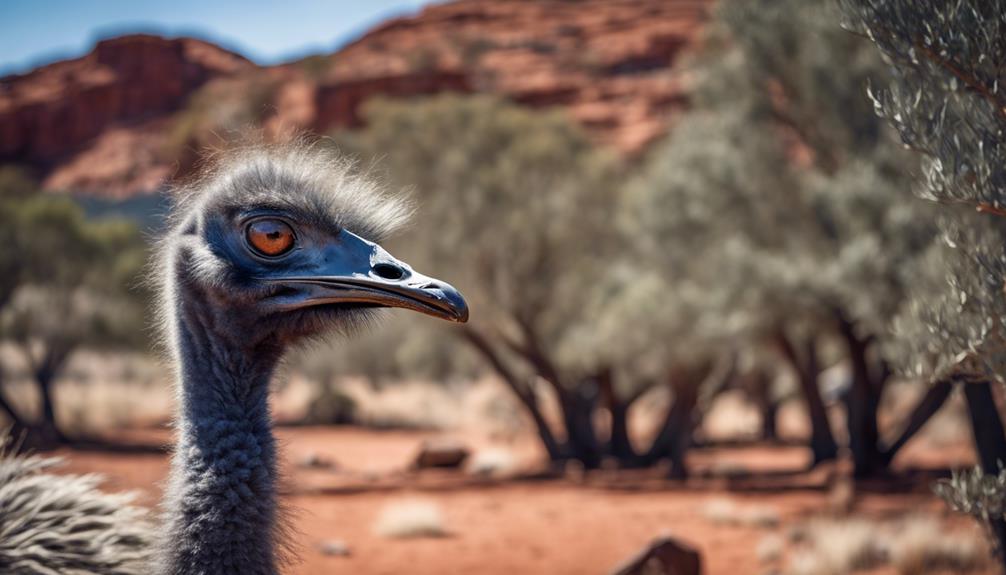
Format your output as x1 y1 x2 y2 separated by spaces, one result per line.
841 0 1006 560
344 95 621 359
623 0 952 476
0 170 147 441
339 95 658 466
840 0 1006 377
0 194 147 348
290 315 482 386
627 0 927 470
340 95 624 379
936 466 1006 529
647 0 936 343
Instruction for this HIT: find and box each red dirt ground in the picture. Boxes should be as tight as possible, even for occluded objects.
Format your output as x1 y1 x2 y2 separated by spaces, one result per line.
54 426 991 575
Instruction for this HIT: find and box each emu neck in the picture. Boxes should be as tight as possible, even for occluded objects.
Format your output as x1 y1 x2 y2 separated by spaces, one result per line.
158 285 283 575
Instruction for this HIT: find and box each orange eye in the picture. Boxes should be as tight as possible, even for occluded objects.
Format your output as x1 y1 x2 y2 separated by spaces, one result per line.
246 219 295 257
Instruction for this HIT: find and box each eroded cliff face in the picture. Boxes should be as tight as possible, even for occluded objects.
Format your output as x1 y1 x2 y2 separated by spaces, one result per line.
316 0 709 152
0 35 252 161
0 0 712 198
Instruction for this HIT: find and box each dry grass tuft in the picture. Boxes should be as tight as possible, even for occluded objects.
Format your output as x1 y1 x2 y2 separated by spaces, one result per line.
889 516 988 574
467 448 518 477
373 500 448 539
702 497 780 529
785 515 989 575
757 533 785 564
788 519 885 575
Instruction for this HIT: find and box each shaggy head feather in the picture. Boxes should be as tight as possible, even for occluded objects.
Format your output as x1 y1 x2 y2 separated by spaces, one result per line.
152 140 415 355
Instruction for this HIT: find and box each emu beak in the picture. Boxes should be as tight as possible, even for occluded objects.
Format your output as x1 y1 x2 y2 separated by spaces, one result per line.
264 230 469 323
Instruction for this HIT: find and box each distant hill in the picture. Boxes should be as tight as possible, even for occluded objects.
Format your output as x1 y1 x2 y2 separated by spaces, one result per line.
0 0 711 198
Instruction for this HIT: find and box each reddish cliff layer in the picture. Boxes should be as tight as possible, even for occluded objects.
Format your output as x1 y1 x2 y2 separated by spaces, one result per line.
0 35 252 162
319 0 709 151
0 0 712 197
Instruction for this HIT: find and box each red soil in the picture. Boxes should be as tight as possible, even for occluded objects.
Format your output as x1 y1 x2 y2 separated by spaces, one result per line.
52 426 990 575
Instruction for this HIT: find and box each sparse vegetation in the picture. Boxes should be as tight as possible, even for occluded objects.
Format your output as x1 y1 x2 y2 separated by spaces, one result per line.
890 516 988 574
785 516 987 575
757 533 785 564
701 498 780 529
627 0 952 479
340 95 628 468
373 500 448 539
5 3 1006 574
0 172 146 445
466 447 518 477
841 0 1006 563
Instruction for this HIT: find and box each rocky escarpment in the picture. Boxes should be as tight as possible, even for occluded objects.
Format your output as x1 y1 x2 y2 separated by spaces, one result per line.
0 35 252 162
0 0 712 197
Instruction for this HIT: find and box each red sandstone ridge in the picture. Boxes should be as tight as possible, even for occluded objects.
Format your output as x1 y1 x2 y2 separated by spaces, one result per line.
0 35 252 162
313 0 711 152
0 0 712 198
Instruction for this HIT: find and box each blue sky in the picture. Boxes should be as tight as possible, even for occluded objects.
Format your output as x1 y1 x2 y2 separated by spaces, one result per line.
0 1 437 75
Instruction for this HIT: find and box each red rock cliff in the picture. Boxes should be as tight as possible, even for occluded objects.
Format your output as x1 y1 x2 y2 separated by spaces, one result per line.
0 35 252 163
0 0 712 197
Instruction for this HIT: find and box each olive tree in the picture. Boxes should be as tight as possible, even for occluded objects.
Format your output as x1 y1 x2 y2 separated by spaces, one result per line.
628 0 945 476
339 95 724 471
0 182 146 444
841 0 1006 560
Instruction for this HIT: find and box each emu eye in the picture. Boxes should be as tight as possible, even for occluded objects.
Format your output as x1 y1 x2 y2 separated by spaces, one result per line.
246 219 295 257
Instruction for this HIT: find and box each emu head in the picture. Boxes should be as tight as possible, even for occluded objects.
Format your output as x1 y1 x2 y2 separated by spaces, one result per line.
161 144 468 351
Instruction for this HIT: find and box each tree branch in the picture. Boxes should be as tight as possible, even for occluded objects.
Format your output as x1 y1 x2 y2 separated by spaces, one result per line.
510 316 565 393
879 374 955 463
0 371 27 429
977 202 1006 218
912 40 1006 122
459 327 564 460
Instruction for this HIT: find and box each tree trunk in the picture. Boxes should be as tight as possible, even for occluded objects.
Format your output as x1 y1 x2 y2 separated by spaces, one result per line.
880 376 954 465
776 332 838 466
747 371 779 441
559 384 602 469
39 377 56 429
645 371 703 478
836 314 885 477
0 379 28 440
608 402 634 461
14 342 73 445
34 369 66 444
962 379 1006 566
598 369 639 465
523 388 565 462
665 383 699 479
460 329 564 461
761 398 779 441
0 369 26 428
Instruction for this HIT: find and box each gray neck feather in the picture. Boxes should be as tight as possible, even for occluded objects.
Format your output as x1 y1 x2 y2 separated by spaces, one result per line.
155 270 284 575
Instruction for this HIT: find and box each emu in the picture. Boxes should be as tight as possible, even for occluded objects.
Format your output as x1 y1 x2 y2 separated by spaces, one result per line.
0 143 468 575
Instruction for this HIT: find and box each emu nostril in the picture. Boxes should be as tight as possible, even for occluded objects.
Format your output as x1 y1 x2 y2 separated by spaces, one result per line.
372 262 405 280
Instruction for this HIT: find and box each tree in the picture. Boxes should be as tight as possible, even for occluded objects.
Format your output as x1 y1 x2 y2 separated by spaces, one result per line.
841 0 1006 562
0 167 38 432
627 0 946 476
0 179 146 445
340 95 727 473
